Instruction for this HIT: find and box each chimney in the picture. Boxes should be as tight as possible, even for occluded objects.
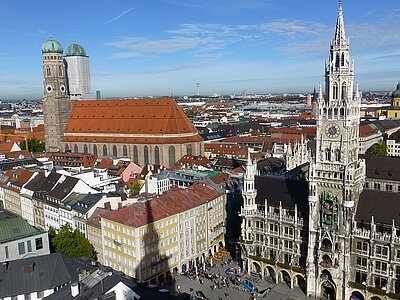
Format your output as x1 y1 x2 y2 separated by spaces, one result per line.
104 202 111 210
71 283 79 297
118 202 122 209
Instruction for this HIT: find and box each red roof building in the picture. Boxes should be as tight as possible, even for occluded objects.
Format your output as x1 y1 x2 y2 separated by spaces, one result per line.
62 98 204 168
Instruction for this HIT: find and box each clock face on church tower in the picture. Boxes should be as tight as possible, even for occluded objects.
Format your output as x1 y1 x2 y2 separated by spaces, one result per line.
325 123 340 138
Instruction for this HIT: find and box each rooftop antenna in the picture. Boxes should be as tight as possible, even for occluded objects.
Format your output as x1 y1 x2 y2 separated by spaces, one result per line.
196 82 200 97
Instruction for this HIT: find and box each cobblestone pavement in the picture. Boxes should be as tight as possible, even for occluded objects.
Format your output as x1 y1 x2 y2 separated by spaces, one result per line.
173 260 318 300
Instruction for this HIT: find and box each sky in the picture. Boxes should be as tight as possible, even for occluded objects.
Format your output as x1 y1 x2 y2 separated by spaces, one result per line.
0 0 400 99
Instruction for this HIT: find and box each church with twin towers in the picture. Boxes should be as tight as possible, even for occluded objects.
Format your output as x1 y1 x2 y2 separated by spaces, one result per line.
240 1 400 300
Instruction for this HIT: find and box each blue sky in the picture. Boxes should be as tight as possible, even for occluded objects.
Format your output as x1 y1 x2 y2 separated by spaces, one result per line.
0 0 400 99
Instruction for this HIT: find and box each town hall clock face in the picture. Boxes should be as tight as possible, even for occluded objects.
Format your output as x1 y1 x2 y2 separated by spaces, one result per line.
325 123 340 138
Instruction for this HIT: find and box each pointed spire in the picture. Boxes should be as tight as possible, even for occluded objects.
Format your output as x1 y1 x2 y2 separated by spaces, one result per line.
334 0 346 44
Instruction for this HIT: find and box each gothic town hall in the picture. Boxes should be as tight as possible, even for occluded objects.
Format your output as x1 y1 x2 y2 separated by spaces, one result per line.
240 2 400 300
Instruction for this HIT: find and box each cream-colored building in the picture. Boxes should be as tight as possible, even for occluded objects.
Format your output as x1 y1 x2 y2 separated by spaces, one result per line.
101 181 225 283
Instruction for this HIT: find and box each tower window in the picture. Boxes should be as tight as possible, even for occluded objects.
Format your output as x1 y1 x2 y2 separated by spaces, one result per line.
342 83 347 100
46 67 51 77
58 66 63 77
341 52 345 66
325 149 331 161
335 149 341 162
333 83 338 100
335 54 339 68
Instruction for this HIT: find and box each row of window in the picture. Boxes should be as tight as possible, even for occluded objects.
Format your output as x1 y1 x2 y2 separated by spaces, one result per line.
66 143 193 166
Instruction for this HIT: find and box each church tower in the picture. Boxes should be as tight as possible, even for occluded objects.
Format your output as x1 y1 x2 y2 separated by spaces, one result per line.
306 1 365 299
42 38 73 152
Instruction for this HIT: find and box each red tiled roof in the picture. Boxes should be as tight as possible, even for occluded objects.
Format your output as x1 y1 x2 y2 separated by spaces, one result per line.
102 182 223 228
204 143 247 158
63 98 202 144
359 124 379 137
174 155 210 168
209 172 229 184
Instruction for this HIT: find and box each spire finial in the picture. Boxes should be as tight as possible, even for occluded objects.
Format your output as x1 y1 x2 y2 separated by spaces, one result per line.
50 35 53 40
334 0 346 44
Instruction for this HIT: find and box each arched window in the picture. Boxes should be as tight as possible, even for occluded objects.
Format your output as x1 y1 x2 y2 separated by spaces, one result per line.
335 149 341 162
102 145 107 157
341 82 347 100
58 66 63 77
341 52 345 67
133 146 138 164
83 144 88 154
335 54 339 68
187 144 192 156
154 146 160 165
123 145 128 157
65 144 69 152
333 83 338 100
46 67 51 77
74 144 78 153
168 145 176 167
112 145 117 157
144 146 149 165
93 145 98 157
340 107 345 116
325 149 331 161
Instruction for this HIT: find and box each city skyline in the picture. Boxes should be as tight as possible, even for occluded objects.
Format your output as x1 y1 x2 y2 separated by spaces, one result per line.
0 0 400 99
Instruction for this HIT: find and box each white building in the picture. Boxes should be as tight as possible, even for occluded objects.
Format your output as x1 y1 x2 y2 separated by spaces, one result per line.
64 43 92 100
387 130 400 157
0 210 50 263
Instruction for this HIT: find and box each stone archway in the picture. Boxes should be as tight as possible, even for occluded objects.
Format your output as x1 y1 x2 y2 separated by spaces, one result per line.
350 291 365 300
264 266 276 283
251 261 261 275
294 274 306 293
321 281 336 300
280 270 291 288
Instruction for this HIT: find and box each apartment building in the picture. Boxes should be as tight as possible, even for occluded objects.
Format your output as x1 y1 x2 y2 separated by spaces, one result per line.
101 182 225 283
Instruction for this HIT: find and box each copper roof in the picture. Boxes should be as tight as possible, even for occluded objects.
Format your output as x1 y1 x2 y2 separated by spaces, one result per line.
63 98 201 143
102 182 223 228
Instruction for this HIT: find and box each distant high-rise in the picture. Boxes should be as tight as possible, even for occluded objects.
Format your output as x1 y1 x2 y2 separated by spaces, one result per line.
42 38 73 152
64 43 92 100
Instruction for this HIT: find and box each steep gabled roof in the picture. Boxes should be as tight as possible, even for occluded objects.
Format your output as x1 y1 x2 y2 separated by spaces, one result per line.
0 253 97 298
63 99 200 144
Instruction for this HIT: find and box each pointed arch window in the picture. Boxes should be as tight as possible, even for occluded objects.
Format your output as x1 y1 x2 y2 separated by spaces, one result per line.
46 67 51 77
58 66 63 77
335 149 341 162
112 145 117 157
341 52 345 67
154 146 160 165
325 149 331 161
333 83 338 100
168 145 176 167
83 144 88 154
335 54 339 68
93 145 98 157
133 146 138 164
102 145 108 157
74 144 78 153
341 82 347 100
143 146 149 165
122 145 128 157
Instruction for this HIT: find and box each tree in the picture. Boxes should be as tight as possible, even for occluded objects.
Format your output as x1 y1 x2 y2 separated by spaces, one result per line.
366 141 387 156
129 181 143 196
50 224 97 260
20 138 45 152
